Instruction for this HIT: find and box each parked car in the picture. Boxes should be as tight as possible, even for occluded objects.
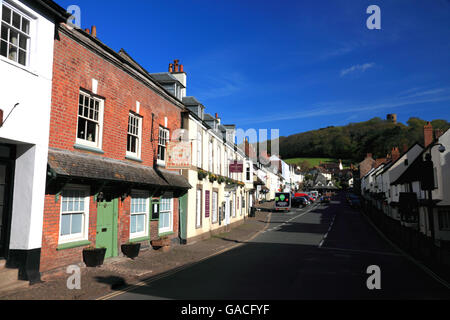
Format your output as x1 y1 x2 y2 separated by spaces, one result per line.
321 196 331 204
292 197 309 208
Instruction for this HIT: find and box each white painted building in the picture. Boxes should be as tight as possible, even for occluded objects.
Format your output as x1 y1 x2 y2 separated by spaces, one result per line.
0 0 67 282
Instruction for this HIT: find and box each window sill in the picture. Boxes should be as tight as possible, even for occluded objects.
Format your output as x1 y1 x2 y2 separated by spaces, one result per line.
128 236 150 243
74 144 104 154
125 155 143 163
57 240 91 251
158 231 174 237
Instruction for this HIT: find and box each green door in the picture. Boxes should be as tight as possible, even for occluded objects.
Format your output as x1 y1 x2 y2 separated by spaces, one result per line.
96 198 118 258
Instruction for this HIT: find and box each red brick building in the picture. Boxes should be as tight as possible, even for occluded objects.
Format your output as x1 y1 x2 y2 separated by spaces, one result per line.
41 23 190 274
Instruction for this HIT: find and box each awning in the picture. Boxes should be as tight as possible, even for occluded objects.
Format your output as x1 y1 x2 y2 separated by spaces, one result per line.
47 148 191 190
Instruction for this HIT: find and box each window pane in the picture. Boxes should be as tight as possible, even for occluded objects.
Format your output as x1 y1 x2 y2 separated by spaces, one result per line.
77 117 87 140
136 214 145 233
130 215 136 234
86 121 97 142
0 40 6 57
18 49 25 65
61 215 71 236
8 44 17 61
18 33 26 49
21 17 29 34
71 214 82 234
2 6 11 24
68 199 73 211
12 12 20 29
1 26 7 41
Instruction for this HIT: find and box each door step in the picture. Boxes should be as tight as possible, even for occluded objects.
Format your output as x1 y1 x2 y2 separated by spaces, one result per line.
0 259 6 270
0 266 29 294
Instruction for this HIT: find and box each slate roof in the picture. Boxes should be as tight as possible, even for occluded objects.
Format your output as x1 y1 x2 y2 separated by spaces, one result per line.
48 148 191 189
150 73 185 87
182 96 202 106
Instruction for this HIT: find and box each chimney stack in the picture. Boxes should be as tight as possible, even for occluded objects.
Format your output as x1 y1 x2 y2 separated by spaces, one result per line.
391 147 400 162
424 122 433 148
435 129 444 140
91 26 97 38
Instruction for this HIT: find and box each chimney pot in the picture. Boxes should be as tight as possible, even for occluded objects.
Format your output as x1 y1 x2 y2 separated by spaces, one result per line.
91 25 97 38
85 28 90 34
215 113 218 119
169 63 173 73
424 122 433 148
180 64 184 72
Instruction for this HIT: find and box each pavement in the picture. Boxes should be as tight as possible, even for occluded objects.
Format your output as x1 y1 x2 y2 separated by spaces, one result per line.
0 211 272 300
102 194 450 300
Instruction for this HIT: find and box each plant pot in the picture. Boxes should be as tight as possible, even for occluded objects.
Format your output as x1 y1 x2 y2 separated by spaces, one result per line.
151 238 171 250
83 248 106 267
121 243 141 259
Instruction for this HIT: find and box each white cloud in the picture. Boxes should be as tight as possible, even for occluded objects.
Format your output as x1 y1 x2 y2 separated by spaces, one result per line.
340 63 375 77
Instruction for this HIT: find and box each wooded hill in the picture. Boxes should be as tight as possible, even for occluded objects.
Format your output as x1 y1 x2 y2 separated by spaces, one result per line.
276 117 450 162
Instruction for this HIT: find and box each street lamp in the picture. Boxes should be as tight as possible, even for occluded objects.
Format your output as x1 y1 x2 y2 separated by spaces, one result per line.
422 143 446 256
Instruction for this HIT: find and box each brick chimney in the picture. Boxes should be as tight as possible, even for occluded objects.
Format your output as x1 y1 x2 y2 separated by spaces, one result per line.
424 122 433 148
91 26 97 38
391 147 400 162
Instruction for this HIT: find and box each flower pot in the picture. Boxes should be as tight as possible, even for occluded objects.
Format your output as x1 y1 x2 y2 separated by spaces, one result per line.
121 243 141 259
151 238 171 250
82 248 106 267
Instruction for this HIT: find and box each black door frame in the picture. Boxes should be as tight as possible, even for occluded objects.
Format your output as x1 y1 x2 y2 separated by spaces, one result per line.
0 144 16 259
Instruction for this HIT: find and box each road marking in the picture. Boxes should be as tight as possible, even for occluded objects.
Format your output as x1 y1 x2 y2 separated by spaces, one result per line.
362 211 450 290
318 214 337 248
319 246 402 257
98 211 273 300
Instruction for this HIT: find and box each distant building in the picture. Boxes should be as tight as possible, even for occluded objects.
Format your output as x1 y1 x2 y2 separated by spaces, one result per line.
387 114 397 124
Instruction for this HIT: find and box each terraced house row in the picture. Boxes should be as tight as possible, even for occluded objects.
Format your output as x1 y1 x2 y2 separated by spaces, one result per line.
0 0 269 285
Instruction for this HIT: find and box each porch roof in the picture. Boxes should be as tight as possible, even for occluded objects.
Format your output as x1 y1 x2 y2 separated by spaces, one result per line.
47 148 191 190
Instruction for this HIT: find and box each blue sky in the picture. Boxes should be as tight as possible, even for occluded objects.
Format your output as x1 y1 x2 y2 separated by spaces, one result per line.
56 0 450 138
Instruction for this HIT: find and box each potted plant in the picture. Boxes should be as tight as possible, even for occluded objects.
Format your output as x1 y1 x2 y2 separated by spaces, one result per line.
208 173 217 183
151 236 171 251
82 246 107 267
121 242 141 259
198 169 207 181
217 176 225 184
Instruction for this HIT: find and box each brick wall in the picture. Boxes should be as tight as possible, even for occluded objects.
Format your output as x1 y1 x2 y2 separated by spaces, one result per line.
41 26 183 273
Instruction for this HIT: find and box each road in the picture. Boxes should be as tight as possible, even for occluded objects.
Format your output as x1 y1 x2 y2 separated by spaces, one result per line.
105 193 450 300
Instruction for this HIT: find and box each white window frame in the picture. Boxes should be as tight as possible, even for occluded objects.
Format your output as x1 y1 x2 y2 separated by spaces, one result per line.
126 112 143 159
208 138 213 172
76 90 104 150
197 130 203 168
130 190 149 239
232 192 236 217
196 188 202 228
159 195 173 234
212 191 218 223
58 185 90 245
157 126 170 166
0 1 34 69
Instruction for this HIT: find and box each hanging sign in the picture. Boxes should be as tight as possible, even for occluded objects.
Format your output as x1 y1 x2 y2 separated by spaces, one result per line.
166 141 192 169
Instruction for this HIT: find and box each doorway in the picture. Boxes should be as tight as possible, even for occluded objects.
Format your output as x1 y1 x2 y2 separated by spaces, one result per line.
0 144 15 259
96 192 118 259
